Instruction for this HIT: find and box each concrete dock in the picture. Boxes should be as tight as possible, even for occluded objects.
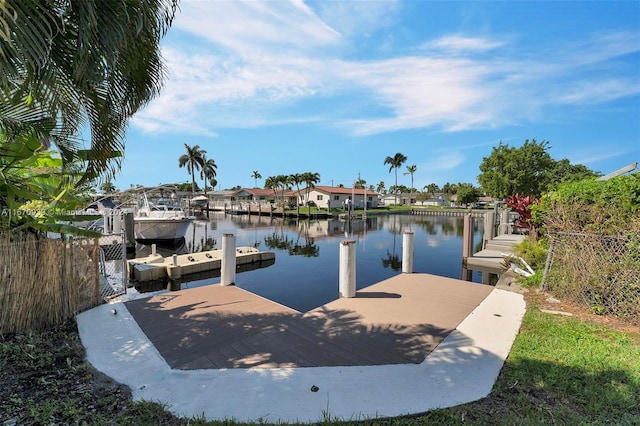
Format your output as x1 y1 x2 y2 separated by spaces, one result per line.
77 273 525 423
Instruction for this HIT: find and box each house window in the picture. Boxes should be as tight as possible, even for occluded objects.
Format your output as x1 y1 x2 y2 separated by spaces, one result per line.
334 195 340 201
317 195 323 201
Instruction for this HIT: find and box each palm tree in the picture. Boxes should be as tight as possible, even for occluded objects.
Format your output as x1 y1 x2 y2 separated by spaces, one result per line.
302 171 320 214
264 176 278 205
290 173 303 216
384 152 407 206
200 156 217 195
0 0 178 181
178 144 206 195
404 164 417 206
251 171 262 188
376 181 386 194
423 183 440 200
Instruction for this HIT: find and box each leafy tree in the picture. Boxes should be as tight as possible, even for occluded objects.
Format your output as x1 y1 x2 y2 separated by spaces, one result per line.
178 144 205 195
0 0 178 180
384 152 407 205
547 159 598 187
404 164 417 206
251 170 262 188
478 139 595 199
200 156 217 194
376 181 386 194
354 177 367 189
456 183 482 206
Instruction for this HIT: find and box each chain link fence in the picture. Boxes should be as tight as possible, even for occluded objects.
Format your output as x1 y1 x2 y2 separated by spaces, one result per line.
97 232 128 300
542 231 640 326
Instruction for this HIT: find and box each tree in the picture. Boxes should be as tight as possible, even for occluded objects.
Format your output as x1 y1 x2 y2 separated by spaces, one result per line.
456 183 482 206
354 177 367 189
384 152 407 205
178 144 206 195
423 183 440 199
0 0 178 181
200 156 217 195
478 139 594 199
302 171 320 214
290 173 303 216
264 176 278 203
404 165 417 206
376 181 386 194
251 170 262 188
100 181 117 194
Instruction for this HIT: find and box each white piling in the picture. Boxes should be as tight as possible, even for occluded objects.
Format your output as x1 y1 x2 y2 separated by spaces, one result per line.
402 231 414 273
339 239 357 298
221 233 236 286
151 244 157 255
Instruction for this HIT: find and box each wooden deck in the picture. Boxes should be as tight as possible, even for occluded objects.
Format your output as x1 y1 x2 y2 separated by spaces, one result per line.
124 274 493 370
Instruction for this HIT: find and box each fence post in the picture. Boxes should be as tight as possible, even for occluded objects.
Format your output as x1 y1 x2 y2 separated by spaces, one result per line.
221 233 236 285
402 231 414 273
339 240 357 298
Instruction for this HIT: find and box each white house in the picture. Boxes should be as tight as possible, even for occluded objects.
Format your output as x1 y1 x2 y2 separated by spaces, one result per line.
294 185 380 210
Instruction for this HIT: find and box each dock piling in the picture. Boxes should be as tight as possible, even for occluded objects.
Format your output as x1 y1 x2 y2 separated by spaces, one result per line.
402 231 414 273
339 240 357 298
221 233 236 286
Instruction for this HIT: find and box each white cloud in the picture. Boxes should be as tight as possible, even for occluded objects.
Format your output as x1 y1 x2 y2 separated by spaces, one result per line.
422 35 505 52
132 2 640 140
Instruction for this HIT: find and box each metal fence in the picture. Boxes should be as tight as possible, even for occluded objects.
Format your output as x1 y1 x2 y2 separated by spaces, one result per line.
542 231 640 326
97 231 128 300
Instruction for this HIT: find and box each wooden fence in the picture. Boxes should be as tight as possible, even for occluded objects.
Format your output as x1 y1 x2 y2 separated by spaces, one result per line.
0 235 101 334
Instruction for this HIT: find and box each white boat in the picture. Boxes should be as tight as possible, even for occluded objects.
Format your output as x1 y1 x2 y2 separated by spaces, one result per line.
133 186 194 244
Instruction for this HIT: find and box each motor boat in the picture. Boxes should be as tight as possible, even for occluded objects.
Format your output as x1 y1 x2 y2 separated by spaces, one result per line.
133 186 194 244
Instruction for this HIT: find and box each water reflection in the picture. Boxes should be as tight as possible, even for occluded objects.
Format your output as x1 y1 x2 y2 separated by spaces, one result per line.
134 212 484 312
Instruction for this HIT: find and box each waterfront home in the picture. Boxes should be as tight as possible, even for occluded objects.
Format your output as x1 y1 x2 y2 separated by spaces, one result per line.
294 185 380 210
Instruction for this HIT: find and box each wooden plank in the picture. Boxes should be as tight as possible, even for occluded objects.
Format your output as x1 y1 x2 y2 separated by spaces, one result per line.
125 273 493 370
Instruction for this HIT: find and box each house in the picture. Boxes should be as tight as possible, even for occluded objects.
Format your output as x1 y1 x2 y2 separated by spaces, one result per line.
234 188 275 203
294 186 380 210
379 192 417 206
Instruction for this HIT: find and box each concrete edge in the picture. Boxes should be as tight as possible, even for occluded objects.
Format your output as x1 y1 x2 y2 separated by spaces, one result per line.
77 288 526 424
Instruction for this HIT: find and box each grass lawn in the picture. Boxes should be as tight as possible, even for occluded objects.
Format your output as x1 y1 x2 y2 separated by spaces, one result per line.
1 291 638 425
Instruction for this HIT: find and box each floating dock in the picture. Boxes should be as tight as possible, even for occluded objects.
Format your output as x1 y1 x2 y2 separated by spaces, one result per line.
127 247 275 282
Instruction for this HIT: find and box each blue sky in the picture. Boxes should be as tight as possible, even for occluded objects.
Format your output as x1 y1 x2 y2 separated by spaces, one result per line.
110 0 640 192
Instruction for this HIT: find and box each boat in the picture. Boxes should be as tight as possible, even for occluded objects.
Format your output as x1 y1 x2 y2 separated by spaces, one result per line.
190 195 210 208
133 186 194 244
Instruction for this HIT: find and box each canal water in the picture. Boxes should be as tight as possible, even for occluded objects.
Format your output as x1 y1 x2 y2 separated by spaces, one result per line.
134 212 485 312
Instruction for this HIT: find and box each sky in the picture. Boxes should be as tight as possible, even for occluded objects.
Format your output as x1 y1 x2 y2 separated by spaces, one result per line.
110 0 640 192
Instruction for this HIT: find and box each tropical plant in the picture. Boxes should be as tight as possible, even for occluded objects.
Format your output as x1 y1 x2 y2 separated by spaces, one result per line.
0 0 178 181
404 165 417 206
424 183 439 198
200 156 217 194
251 171 262 188
100 181 117 194
0 127 100 236
506 193 538 232
264 176 278 205
178 144 205 194
290 173 303 216
302 171 320 214
376 181 386 194
384 152 407 205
